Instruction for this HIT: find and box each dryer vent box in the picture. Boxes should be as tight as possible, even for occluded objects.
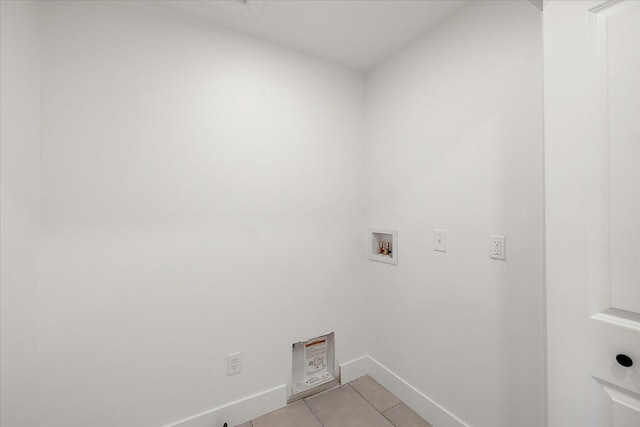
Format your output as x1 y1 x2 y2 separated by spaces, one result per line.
290 332 337 402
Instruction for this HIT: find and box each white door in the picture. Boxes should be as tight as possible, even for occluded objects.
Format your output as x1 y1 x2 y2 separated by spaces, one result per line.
545 1 640 426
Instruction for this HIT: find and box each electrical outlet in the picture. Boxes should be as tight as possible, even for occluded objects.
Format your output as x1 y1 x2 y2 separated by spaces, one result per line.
227 352 242 376
490 235 506 260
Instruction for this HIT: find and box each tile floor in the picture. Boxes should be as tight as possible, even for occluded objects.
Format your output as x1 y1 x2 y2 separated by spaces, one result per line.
235 375 432 427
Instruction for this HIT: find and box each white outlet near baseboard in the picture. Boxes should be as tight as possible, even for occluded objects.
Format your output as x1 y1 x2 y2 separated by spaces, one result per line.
227 352 242 376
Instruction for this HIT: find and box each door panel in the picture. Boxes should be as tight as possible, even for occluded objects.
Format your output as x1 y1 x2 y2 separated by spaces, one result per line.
607 1 640 314
590 318 640 393
599 382 640 427
588 1 640 422
545 1 640 426
587 0 640 317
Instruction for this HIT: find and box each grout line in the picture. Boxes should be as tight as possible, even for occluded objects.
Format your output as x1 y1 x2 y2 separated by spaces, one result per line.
382 402 433 427
349 382 381 412
381 402 405 427
344 383 393 419
381 409 400 427
349 379 400 415
303 382 429 427
382 402 403 414
303 396 325 427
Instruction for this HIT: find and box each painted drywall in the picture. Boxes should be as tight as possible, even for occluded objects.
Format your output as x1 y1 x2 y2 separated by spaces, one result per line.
3 1 548 426
527 0 544 11
0 2 42 426
364 1 545 426
38 2 367 426
161 0 471 71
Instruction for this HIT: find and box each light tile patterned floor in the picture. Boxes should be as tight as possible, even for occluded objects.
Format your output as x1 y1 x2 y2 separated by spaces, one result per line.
235 375 432 427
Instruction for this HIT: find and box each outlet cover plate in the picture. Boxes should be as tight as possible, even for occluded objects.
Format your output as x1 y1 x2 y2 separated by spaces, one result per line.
434 229 447 252
490 235 506 260
227 352 242 376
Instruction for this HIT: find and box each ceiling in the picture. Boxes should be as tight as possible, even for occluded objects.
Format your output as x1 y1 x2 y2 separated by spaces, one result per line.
162 0 471 71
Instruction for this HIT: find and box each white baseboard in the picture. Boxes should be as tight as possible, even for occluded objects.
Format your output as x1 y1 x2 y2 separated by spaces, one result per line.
166 355 468 427
339 355 370 384
165 384 287 427
367 356 470 427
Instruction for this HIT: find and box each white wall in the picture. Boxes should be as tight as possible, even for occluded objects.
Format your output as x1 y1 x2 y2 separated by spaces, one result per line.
0 2 42 426
38 2 367 426
364 2 545 426
2 2 548 426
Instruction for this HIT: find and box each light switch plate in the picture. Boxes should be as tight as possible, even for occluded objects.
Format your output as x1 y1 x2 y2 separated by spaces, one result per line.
490 235 506 260
434 229 447 252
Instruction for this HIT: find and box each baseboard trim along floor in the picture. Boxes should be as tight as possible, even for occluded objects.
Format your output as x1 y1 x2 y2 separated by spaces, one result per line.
339 355 371 384
165 384 287 427
167 355 469 427
367 356 471 427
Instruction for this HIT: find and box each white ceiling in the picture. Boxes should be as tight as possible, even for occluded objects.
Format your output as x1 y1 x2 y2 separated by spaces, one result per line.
162 0 471 71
